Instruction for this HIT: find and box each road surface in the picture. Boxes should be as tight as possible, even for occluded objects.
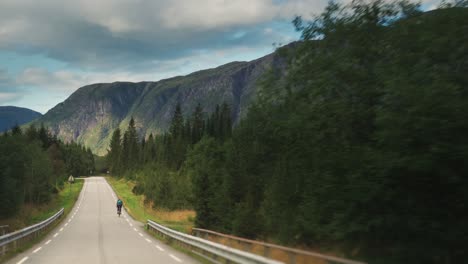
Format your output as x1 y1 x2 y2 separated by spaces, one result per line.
6 177 199 264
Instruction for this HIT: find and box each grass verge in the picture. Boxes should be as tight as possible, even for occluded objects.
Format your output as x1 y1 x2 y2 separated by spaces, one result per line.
106 176 195 233
0 180 84 262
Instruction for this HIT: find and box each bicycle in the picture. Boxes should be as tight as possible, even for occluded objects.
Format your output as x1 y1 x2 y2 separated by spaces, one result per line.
117 205 122 217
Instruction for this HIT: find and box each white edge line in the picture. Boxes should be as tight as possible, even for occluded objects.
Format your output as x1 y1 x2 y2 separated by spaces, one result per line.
17 256 28 264
45 240 52 245
145 238 152 243
54 233 59 237
33 247 42 253
156 245 164 251
170 254 182 262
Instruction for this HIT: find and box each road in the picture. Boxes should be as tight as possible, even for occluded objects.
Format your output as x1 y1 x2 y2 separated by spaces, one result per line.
6 177 199 264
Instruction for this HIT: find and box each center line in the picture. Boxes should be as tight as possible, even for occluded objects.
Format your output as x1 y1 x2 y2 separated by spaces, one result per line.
64 223 68 227
129 223 133 227
60 228 64 231
33 247 42 253
156 245 164 251
133 228 138 232
145 238 152 243
138 233 143 237
45 240 52 245
54 233 59 237
17 256 28 264
169 254 182 262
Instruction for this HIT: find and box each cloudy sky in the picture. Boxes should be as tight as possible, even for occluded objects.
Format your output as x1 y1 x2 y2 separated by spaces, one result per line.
0 0 439 113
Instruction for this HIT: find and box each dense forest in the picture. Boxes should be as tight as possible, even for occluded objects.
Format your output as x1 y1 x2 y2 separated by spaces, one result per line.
107 1 467 263
0 124 95 218
107 102 232 209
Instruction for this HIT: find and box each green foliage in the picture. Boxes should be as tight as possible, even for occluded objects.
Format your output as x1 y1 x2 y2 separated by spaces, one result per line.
0 125 94 219
106 102 233 211
102 3 467 263
182 2 467 263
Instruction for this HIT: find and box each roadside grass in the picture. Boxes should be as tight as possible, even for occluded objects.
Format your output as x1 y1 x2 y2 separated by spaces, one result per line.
106 176 195 233
0 180 84 231
0 180 84 262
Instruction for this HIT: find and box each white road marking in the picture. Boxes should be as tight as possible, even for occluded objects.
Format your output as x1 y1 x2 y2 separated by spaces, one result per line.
145 238 152 243
45 240 52 245
17 256 28 264
64 223 68 227
156 245 164 251
54 233 59 237
33 247 42 253
133 228 138 232
170 254 182 262
129 223 133 227
60 228 64 231
138 233 143 237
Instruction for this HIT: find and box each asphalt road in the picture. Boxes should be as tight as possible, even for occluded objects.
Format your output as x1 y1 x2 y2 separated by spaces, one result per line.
6 177 200 264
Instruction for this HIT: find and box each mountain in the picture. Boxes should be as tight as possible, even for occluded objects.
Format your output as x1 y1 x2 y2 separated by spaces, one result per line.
34 48 287 155
0 106 42 132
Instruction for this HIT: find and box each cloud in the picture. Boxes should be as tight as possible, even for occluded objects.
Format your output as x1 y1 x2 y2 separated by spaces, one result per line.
0 69 24 104
0 0 325 72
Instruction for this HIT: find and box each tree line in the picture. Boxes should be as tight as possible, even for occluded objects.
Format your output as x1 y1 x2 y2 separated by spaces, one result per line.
0 124 95 218
106 102 232 209
106 1 467 263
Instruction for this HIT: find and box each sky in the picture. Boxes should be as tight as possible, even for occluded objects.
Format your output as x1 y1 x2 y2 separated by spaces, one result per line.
0 0 440 113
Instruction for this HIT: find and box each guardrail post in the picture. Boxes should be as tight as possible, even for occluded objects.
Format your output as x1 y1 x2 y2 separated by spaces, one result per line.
289 251 296 264
263 245 270 257
243 241 252 251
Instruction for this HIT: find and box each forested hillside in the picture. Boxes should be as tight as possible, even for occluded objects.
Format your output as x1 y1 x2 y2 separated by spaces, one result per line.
0 125 95 218
34 49 284 155
106 1 467 263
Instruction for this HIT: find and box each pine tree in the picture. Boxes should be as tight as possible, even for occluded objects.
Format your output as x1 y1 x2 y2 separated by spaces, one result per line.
123 117 139 171
170 103 184 138
191 103 204 144
11 124 22 135
108 128 122 175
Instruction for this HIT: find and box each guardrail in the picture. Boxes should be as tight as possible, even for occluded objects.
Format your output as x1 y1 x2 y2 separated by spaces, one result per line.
192 228 366 264
0 208 64 256
147 219 284 264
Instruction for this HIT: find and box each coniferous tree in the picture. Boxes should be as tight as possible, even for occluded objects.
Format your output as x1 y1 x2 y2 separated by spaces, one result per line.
108 128 122 175
170 103 184 138
191 103 204 144
11 124 22 135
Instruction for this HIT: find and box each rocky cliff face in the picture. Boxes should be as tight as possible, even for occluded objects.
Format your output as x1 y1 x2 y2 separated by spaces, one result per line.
35 49 285 155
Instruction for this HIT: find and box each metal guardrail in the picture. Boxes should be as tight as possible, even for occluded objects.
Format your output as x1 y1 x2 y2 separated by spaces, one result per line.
147 219 284 264
0 208 64 256
192 228 367 264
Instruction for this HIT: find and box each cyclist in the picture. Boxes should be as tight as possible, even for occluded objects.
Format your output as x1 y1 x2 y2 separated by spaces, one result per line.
116 198 123 216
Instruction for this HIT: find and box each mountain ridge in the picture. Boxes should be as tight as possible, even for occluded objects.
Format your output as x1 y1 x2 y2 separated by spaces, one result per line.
0 106 42 132
34 47 286 155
